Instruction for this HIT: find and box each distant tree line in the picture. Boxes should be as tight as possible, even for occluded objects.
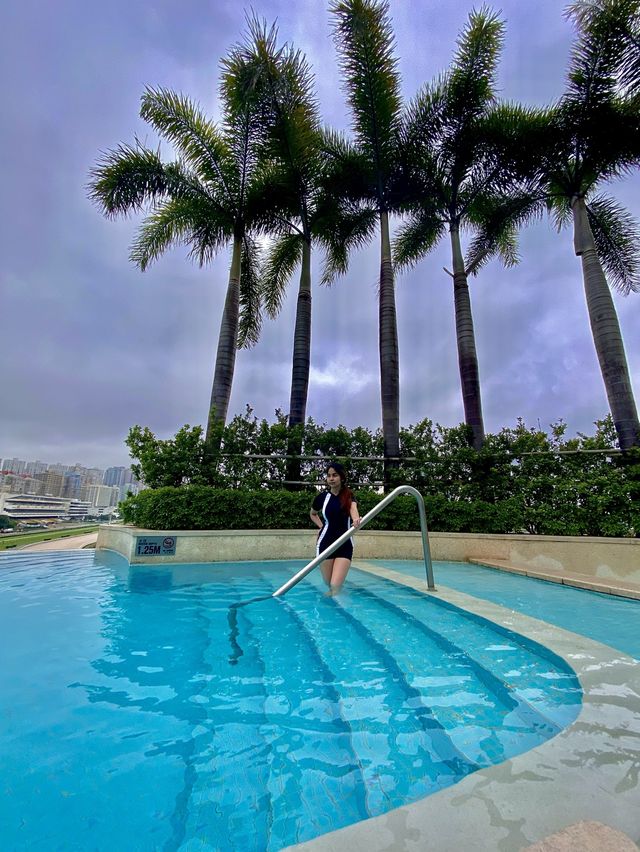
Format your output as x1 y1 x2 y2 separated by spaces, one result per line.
89 0 640 490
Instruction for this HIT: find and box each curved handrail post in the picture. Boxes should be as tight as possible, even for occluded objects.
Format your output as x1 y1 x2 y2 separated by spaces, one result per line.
272 484 435 597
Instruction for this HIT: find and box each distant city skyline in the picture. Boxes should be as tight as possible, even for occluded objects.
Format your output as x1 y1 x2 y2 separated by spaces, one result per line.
0 457 140 513
0 456 132 476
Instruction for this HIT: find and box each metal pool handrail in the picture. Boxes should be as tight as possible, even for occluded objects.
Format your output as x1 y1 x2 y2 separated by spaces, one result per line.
272 484 436 597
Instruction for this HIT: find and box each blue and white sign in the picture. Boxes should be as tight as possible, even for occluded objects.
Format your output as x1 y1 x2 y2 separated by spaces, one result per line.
135 536 176 557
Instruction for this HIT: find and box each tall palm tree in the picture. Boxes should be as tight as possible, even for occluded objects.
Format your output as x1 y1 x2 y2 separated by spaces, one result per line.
329 0 405 487
89 46 274 461
533 0 640 449
394 9 526 450
243 20 376 485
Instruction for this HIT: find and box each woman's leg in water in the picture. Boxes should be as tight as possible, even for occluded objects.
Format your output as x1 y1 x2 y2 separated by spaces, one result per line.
320 558 334 586
328 558 351 594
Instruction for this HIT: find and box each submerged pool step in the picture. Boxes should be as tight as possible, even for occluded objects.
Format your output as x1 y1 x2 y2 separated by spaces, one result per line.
338 573 565 768
351 571 581 729
177 579 275 852
265 578 474 816
176 571 368 851
242 585 370 848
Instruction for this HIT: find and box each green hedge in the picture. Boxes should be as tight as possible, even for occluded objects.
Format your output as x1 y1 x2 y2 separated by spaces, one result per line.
121 412 639 536
120 485 637 536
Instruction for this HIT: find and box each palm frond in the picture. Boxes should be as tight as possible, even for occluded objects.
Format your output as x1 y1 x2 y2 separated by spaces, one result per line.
546 192 573 231
400 80 447 155
139 88 234 200
238 235 263 348
566 0 640 96
393 209 445 271
447 7 504 121
577 95 640 186
587 192 640 293
219 30 273 183
564 0 632 106
262 232 304 317
88 142 169 217
465 222 519 276
246 18 322 181
464 190 547 275
130 196 231 270
478 103 557 184
318 204 378 285
128 201 193 270
318 128 377 203
330 0 402 181
244 160 300 234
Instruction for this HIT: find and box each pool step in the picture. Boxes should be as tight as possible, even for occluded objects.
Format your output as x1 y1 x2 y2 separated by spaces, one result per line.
331 582 514 768
351 571 580 729
340 573 563 768
178 578 274 851
244 585 370 848
267 578 475 816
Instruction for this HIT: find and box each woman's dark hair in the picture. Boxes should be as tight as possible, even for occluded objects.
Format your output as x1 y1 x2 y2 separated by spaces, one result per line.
326 462 353 514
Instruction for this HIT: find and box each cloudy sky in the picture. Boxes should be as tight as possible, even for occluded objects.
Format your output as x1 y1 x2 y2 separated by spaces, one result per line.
2 0 639 469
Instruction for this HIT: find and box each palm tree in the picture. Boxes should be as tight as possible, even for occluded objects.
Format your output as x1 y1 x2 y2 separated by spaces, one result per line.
89 45 274 461
393 9 527 450
242 20 376 485
329 0 405 487
533 0 640 449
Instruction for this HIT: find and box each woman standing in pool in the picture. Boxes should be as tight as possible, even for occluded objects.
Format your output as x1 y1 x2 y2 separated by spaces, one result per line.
310 462 361 594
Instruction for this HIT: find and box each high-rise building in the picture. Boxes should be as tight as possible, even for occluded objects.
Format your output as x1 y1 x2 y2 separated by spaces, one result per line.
63 472 83 500
84 468 105 485
103 466 126 487
48 463 70 474
0 473 44 496
85 484 120 509
34 471 65 497
25 460 48 476
1 458 27 474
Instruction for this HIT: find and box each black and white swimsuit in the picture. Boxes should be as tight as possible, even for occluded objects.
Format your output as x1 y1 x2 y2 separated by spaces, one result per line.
312 491 354 560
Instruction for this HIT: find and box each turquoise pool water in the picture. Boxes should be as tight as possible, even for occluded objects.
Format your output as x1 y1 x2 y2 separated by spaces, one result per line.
381 560 640 660
0 552 581 851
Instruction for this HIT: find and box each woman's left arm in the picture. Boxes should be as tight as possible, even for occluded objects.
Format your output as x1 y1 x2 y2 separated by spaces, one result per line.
350 501 361 527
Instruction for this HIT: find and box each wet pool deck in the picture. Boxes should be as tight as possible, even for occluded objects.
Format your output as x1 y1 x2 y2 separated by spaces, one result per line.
288 561 640 852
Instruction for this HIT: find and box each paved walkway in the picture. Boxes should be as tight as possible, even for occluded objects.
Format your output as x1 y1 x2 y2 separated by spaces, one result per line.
20 532 99 551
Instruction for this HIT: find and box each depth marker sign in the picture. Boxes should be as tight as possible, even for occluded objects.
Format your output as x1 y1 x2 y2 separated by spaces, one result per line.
135 536 176 557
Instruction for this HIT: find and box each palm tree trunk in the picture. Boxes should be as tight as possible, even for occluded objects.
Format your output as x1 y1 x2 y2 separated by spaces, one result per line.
380 210 400 489
286 239 312 488
572 196 640 450
450 224 485 450
205 235 242 457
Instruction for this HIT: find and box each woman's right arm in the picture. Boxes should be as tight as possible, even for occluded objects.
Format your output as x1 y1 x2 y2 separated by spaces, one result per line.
310 508 323 529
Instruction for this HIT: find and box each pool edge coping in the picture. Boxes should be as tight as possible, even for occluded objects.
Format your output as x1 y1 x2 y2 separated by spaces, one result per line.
286 560 640 852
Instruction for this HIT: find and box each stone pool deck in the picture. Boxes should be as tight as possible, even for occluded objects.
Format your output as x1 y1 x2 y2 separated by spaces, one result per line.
286 561 640 852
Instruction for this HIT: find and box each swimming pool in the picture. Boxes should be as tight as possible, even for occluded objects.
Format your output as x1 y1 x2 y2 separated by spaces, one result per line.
0 551 583 850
